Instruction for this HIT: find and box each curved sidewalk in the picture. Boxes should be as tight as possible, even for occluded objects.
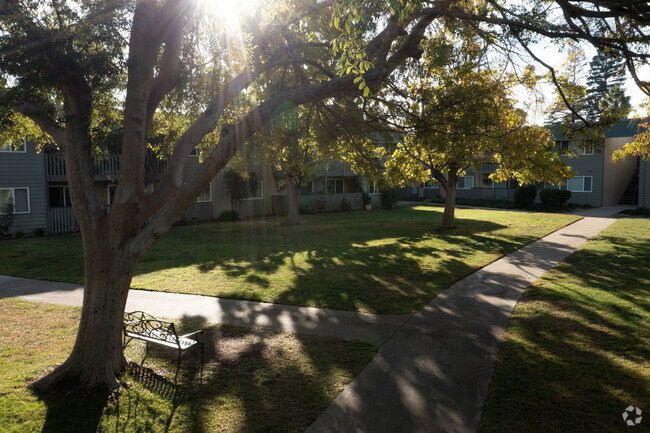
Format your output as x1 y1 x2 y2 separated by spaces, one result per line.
306 208 621 433
0 206 624 432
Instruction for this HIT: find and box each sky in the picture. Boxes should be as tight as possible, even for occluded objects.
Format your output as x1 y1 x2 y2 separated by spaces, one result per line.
514 42 648 125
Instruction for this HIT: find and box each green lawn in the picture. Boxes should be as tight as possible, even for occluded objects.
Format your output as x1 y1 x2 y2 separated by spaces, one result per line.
480 218 650 433
0 207 579 314
0 299 376 433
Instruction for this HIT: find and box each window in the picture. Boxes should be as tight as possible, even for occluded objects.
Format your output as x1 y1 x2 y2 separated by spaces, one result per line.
49 186 72 207
368 183 379 194
457 175 474 190
422 177 439 189
583 140 595 155
197 184 211 202
189 147 200 157
0 138 26 153
558 140 595 155
244 180 263 200
107 184 117 205
327 179 343 194
557 140 570 155
0 187 30 214
566 176 592 192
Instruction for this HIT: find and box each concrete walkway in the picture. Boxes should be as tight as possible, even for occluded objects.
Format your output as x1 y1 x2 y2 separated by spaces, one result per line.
0 206 626 432
306 207 622 433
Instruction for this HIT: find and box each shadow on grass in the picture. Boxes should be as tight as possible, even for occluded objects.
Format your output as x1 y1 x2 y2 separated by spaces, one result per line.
56 315 374 433
134 208 537 313
480 230 650 433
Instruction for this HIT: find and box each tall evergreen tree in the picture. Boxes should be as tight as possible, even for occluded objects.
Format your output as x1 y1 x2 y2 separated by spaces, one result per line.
585 54 627 120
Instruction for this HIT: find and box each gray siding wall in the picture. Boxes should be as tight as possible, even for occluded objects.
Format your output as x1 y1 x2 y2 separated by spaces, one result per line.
639 160 650 208
561 152 604 207
0 141 48 235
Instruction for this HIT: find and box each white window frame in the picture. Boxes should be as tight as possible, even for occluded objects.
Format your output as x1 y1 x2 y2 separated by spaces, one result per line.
196 183 212 202
368 183 380 195
566 176 593 193
189 147 200 157
582 140 595 155
0 187 31 214
0 137 27 153
243 181 263 200
48 185 72 208
457 175 474 190
421 177 439 189
107 184 117 205
326 178 344 195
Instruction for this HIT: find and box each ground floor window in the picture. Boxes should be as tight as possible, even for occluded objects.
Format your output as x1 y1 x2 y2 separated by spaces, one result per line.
422 177 439 189
243 180 263 200
49 186 72 207
368 183 379 194
0 187 30 213
566 176 592 192
457 175 474 190
327 179 343 194
197 183 212 202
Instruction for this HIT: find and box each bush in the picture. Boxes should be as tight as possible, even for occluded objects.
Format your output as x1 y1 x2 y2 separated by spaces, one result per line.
298 204 314 215
362 192 371 206
218 210 240 221
539 188 571 208
15 231 25 239
514 184 538 208
381 189 399 209
340 197 351 212
313 198 327 213
0 201 14 237
33 227 46 237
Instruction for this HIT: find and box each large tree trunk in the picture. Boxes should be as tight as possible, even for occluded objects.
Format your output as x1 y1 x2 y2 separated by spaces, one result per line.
442 172 458 229
33 231 136 392
285 176 300 226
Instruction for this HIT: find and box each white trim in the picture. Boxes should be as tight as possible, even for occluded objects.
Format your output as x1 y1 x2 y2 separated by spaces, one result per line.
457 175 474 190
107 184 117 205
0 187 31 214
243 181 263 200
0 137 27 153
189 147 200 157
197 183 212 202
566 176 593 192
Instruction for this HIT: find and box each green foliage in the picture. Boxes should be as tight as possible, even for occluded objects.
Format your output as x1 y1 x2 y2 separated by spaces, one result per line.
223 169 258 212
513 184 538 208
218 210 240 222
340 197 352 212
380 189 399 209
32 227 46 237
0 201 14 237
539 188 571 208
14 231 25 239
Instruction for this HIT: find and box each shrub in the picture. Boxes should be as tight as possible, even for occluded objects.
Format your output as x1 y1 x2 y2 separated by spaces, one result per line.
362 192 371 206
313 198 327 213
15 231 26 239
33 227 46 237
340 197 351 212
298 204 314 215
381 189 399 209
0 201 14 237
540 188 571 208
218 210 240 221
514 184 538 208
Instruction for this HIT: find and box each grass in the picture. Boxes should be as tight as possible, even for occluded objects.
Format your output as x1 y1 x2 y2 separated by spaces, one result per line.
0 298 376 433
0 207 579 314
480 218 650 433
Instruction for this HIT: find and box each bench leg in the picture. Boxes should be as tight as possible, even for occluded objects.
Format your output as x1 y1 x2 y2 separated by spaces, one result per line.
174 350 182 382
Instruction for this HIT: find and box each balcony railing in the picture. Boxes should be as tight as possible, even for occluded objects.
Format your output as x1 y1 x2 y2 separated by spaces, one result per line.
45 153 166 182
48 207 79 234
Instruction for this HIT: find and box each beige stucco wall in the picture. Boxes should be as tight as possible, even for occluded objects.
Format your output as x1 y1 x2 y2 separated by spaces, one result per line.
602 137 637 206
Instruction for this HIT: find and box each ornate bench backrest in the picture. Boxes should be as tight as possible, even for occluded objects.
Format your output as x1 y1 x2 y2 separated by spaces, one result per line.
123 311 180 349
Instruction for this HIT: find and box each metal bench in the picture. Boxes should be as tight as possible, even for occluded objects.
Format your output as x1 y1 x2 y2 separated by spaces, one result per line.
123 311 204 381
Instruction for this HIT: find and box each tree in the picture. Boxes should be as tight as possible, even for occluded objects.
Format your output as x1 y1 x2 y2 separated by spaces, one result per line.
251 102 335 226
384 36 570 228
1 0 649 392
585 54 628 121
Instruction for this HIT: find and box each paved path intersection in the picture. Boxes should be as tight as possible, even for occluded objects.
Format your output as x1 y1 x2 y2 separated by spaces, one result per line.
0 206 626 432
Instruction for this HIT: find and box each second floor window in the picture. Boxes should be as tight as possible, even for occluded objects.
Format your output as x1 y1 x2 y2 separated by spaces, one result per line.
49 186 72 208
197 184 212 202
457 175 474 190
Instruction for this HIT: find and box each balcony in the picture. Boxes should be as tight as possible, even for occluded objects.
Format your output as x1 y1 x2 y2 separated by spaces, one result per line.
315 159 357 177
45 153 166 182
